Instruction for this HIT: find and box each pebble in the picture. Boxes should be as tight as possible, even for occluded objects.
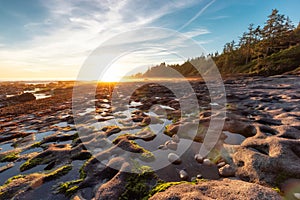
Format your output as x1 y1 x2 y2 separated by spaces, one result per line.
179 169 188 180
172 134 180 143
168 153 182 164
196 174 203 179
165 140 178 150
217 161 226 168
194 154 204 163
203 158 212 166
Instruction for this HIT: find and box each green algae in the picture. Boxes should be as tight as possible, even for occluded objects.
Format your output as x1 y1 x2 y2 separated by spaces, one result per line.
0 151 20 162
20 157 44 172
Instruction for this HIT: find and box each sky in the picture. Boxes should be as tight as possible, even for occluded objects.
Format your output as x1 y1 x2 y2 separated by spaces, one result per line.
0 0 299 81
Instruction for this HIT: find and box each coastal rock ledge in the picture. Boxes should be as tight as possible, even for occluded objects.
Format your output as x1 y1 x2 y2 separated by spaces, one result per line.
150 179 281 200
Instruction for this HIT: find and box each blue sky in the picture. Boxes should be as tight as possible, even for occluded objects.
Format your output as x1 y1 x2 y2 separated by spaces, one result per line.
0 0 299 80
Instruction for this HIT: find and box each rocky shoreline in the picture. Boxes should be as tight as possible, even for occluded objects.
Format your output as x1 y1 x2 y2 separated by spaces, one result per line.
0 75 300 199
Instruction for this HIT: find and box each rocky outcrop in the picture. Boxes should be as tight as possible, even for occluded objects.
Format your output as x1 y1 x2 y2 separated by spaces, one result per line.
231 136 300 186
150 179 282 200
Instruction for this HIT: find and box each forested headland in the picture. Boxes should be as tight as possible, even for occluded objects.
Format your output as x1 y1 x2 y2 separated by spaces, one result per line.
134 9 300 78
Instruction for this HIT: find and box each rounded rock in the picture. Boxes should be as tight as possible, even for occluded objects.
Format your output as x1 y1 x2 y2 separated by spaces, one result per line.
179 169 188 180
203 158 212 166
194 154 204 163
172 134 180 143
165 140 178 150
196 174 203 179
217 161 226 168
168 153 182 165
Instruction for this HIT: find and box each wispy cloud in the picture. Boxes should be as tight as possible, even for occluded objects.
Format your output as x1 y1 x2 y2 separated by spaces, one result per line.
183 28 210 38
0 0 213 80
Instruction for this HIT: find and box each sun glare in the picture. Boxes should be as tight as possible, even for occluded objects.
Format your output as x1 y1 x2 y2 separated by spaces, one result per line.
100 73 121 82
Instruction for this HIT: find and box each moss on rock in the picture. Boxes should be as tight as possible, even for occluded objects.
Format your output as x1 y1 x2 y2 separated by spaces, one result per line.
56 179 83 196
0 151 20 162
20 157 44 172
119 165 156 200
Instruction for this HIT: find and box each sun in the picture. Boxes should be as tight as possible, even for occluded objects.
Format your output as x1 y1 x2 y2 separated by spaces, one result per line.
100 73 121 82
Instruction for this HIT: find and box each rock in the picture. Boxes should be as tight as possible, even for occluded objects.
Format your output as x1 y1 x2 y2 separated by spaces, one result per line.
172 134 180 143
217 161 226 168
94 162 130 200
168 153 182 165
134 127 156 141
219 164 236 177
141 116 163 125
233 136 300 186
72 194 85 200
179 169 188 180
9 93 36 103
223 120 257 137
102 126 121 136
294 193 300 200
165 140 178 150
131 116 144 122
257 117 282 126
203 158 212 166
149 179 282 200
196 174 203 179
194 154 204 163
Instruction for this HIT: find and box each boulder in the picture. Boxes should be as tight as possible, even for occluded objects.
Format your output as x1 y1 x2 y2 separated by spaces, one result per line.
232 136 300 186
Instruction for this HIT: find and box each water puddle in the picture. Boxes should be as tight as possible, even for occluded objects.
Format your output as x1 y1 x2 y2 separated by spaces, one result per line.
159 105 175 110
223 131 246 145
78 108 94 116
64 130 77 135
0 161 45 185
95 115 114 121
20 147 43 155
130 101 143 107
34 93 52 100
20 160 84 200
0 142 15 152
54 122 68 128
35 131 55 142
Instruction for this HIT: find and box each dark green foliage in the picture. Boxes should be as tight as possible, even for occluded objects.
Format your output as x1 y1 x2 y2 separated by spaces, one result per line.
133 9 300 77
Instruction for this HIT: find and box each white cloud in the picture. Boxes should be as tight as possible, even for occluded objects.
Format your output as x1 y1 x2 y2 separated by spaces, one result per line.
183 28 210 38
0 0 213 80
